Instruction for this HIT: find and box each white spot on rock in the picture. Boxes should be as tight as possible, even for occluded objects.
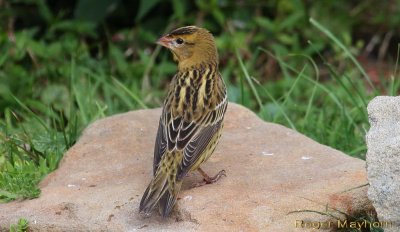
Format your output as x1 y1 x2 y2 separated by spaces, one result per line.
183 195 192 201
301 156 312 160
262 151 274 156
67 184 76 188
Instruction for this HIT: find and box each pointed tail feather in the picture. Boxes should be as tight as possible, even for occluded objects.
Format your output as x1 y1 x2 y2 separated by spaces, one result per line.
139 173 182 217
139 174 168 215
158 181 182 217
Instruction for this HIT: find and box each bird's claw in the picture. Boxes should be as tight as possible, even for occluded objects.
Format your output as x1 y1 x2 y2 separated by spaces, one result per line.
192 169 226 188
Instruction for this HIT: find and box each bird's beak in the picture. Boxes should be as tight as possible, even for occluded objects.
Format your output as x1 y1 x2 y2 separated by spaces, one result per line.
156 35 173 48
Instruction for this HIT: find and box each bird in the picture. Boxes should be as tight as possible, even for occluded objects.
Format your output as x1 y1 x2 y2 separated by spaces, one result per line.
139 26 228 218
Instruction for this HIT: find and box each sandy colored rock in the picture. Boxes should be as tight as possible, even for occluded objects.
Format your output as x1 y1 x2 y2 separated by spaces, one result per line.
0 103 373 231
366 96 400 232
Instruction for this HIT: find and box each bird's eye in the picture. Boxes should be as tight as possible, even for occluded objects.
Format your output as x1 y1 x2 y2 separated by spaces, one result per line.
176 38 184 44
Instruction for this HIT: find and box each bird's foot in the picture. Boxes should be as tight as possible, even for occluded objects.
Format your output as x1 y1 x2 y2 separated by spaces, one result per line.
192 168 226 188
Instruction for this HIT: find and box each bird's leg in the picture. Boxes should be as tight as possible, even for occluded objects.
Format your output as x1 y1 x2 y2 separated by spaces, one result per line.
198 168 226 183
193 167 226 187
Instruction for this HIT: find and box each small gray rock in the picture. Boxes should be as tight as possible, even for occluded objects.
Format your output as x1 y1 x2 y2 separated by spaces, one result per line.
366 96 400 232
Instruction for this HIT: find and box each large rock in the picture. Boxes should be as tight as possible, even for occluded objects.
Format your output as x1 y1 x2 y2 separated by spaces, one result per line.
1 103 372 231
366 96 400 232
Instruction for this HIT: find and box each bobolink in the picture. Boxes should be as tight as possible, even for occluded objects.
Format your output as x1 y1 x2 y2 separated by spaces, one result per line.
139 26 227 217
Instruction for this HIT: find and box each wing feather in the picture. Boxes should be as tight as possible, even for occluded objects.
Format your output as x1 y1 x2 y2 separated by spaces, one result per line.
153 117 167 175
177 102 227 179
153 74 227 180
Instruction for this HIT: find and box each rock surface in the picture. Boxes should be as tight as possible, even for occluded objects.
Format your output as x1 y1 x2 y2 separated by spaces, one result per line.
366 96 400 232
1 103 372 231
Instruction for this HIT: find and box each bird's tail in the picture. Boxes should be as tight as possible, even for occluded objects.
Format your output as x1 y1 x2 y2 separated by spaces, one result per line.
139 161 182 217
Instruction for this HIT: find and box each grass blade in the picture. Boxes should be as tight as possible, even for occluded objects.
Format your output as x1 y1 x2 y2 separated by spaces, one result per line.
235 49 263 110
309 18 375 90
112 77 148 109
251 76 296 130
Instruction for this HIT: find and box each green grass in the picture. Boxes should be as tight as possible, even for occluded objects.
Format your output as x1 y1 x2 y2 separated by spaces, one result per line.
231 18 399 158
9 218 29 232
0 10 399 205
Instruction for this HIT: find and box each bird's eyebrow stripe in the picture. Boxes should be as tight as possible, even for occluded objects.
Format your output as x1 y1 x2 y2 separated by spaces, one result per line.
169 27 198 36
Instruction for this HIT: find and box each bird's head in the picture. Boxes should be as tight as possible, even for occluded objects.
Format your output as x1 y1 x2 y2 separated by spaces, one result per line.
157 26 218 70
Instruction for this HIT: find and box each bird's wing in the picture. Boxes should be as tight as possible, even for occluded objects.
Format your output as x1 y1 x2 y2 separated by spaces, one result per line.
177 118 223 179
179 90 228 177
153 97 227 177
153 113 168 175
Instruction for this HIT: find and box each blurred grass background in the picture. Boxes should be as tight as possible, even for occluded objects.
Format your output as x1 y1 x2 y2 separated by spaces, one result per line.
0 0 399 202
